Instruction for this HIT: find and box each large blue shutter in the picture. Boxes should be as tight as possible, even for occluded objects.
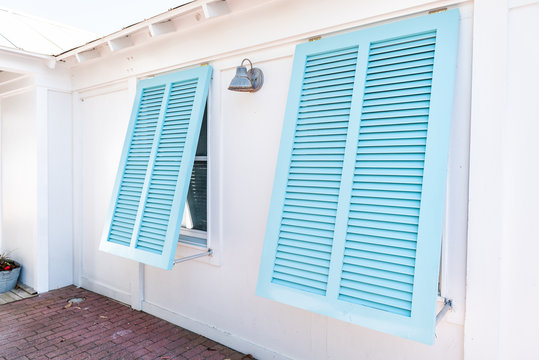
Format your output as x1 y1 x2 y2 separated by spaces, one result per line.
100 66 212 270
257 10 459 344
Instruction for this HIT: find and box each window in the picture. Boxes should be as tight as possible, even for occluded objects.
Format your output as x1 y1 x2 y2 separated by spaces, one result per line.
180 108 208 247
256 10 459 344
99 66 212 270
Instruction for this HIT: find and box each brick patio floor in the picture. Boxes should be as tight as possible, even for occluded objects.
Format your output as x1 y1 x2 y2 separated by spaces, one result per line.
0 286 248 360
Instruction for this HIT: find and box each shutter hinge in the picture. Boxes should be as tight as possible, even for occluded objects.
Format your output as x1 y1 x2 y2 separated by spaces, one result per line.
429 7 447 15
309 36 322 42
435 298 453 325
173 248 213 265
200 62 209 67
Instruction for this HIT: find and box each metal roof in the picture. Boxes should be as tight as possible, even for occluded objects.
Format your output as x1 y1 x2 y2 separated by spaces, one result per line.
0 8 96 56
0 1 233 62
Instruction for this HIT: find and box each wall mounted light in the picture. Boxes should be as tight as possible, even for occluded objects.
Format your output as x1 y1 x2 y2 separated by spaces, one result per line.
228 58 264 92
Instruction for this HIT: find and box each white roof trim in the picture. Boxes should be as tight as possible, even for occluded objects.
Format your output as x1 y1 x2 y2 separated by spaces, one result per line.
0 44 55 60
56 0 208 60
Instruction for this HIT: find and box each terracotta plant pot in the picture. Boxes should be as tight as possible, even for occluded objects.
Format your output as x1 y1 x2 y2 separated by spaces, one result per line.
0 262 21 293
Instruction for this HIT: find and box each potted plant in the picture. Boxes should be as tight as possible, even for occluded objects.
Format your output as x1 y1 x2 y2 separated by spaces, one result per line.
0 252 21 293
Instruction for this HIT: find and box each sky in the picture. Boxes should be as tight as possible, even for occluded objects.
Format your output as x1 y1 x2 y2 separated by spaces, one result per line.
0 0 192 36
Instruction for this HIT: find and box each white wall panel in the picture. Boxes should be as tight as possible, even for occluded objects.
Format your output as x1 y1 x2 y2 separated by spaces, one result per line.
499 3 539 359
47 90 74 289
77 86 138 301
1 90 37 288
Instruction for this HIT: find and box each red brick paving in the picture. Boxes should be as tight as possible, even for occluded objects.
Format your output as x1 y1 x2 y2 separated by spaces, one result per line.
0 286 249 360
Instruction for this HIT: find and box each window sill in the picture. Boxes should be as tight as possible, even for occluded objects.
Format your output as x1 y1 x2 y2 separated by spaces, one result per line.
177 240 207 250
178 227 208 248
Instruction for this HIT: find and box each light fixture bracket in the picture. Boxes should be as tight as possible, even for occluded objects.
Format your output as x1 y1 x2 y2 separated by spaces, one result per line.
246 67 263 92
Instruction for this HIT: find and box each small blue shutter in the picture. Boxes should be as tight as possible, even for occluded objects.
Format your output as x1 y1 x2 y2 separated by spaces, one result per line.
100 66 212 270
257 10 459 344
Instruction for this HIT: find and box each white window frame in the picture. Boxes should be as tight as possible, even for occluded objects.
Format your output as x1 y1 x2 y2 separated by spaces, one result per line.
435 4 473 326
178 112 209 249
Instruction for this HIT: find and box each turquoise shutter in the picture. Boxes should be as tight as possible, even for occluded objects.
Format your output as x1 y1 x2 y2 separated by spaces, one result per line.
257 10 459 344
100 66 212 270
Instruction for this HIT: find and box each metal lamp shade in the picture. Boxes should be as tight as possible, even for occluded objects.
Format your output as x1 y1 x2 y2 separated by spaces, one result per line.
228 65 264 92
228 66 253 91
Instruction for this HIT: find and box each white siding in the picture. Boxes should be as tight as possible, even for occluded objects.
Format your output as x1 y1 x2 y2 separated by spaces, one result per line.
76 85 138 303
47 90 74 289
1 90 38 288
501 1 539 358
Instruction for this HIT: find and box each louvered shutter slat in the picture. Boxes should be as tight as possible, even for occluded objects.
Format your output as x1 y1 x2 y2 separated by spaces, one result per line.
338 31 436 317
108 85 165 247
268 42 358 295
100 66 212 269
257 10 459 344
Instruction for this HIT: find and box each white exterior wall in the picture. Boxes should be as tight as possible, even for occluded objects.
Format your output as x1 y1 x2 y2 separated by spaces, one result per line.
47 90 74 289
1 89 38 288
0 51 73 292
71 1 472 359
465 0 539 359
501 3 539 357
75 84 139 302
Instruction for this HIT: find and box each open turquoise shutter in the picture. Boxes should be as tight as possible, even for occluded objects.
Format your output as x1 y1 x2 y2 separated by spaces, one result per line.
100 66 212 270
257 10 458 344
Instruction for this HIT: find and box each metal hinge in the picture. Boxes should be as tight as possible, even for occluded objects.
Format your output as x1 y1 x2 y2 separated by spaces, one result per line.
309 36 322 42
436 298 453 325
429 8 447 15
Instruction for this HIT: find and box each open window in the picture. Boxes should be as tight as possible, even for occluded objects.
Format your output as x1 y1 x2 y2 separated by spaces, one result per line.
180 108 208 248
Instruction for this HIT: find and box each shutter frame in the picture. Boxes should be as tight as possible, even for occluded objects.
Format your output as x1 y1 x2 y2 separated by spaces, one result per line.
100 66 212 270
257 10 459 344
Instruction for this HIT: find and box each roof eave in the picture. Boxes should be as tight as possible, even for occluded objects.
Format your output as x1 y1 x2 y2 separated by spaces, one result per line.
55 0 201 61
0 45 55 60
